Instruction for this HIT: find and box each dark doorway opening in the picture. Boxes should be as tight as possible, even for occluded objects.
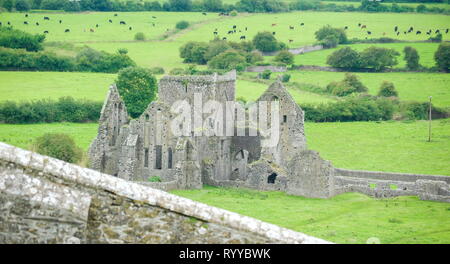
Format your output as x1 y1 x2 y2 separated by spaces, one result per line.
168 148 173 169
267 172 277 184
155 145 162 169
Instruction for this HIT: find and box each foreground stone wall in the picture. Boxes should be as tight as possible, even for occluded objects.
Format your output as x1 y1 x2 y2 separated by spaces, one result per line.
0 142 329 244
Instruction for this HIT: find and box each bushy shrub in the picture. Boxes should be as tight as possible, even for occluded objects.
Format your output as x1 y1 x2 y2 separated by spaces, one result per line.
326 47 361 69
0 97 102 123
403 46 420 70
274 50 294 65
230 10 238 16
0 27 45 52
207 50 247 70
261 70 271 79
315 25 347 47
33 133 82 163
15 0 31 11
0 47 75 71
378 81 398 97
116 67 157 118
434 42 450 72
359 46 399 71
252 31 283 53
326 73 367 96
150 67 165 74
75 47 136 73
179 41 209 64
281 73 291 83
117 48 128 55
134 32 146 41
176 20 190 30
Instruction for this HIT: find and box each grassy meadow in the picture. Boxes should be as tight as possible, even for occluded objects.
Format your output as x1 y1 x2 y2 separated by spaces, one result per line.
172 186 450 244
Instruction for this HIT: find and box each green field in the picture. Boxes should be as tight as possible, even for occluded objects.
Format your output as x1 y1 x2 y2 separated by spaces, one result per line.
172 186 450 244
283 71 450 108
1 119 449 176
294 42 441 68
324 1 450 10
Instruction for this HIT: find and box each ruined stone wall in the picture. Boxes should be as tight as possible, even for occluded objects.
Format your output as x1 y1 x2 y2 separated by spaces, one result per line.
245 66 287 73
0 142 329 244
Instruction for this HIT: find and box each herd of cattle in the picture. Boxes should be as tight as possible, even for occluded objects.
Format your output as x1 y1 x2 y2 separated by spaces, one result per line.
0 12 448 43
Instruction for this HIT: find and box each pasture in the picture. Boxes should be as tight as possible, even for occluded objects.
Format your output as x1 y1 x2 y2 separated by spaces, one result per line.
293 42 441 68
172 186 450 244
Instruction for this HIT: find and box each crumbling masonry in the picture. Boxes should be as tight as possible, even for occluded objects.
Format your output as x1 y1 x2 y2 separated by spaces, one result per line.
89 71 450 202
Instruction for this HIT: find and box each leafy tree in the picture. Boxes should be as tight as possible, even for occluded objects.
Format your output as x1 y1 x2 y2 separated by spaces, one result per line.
3 0 14 11
403 46 420 70
207 50 246 70
116 67 157 118
281 73 291 83
434 42 450 72
179 41 209 64
204 40 231 61
252 31 280 52
33 133 82 163
261 69 271 79
315 25 347 46
15 0 30 11
378 81 398 97
326 73 367 97
326 47 361 69
168 0 192 11
203 0 222 11
360 46 399 71
0 27 45 51
274 50 294 65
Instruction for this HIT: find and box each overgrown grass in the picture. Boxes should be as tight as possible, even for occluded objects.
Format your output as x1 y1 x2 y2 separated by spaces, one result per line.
172 186 450 244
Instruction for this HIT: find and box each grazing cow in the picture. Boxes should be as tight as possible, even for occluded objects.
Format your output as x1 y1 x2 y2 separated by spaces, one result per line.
36 22 39 26
416 31 421 35
0 22 2 26
222 37 227 40
367 31 371 35
358 23 361 27
59 20 62 24
240 36 246 40
409 26 413 32
289 26 294 30
272 32 276 35
344 26 348 30
25 14 28 17
90 28 94 32
228 30 233 34
109 19 112 23
213 31 218 35
120 21 126 25
65 29 70 33
233 25 236 29
427 32 431 35
152 16 157 19
129 27 132 30
202 12 207 16
271 23 276 27
300 22 304 26
435 29 440 34
23 21 28 25
361 25 367 29
289 39 293 43
396 32 400 36
44 17 50 20
44 31 48 34
114 14 118 17
394 26 398 32
446 29 449 34
7 22 10 25
404 31 407 34
96 24 99 28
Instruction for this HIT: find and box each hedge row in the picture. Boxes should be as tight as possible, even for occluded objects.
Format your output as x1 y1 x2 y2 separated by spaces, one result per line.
0 97 102 123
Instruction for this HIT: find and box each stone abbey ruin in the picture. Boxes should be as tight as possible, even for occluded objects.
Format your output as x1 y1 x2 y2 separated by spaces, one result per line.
89 71 450 202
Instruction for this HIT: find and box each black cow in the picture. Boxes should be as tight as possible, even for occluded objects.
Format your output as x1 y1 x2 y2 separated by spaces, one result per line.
44 17 50 20
25 14 28 17
409 26 413 32
202 12 207 16
240 36 246 40
23 21 28 25
213 31 218 35
0 22 2 26
120 21 126 25
289 26 294 30
114 14 118 17
96 24 99 28
109 19 112 23
7 22 10 25
416 31 421 35
245 27 247 31
222 37 227 40
272 32 276 35
367 31 372 35
344 26 348 30
228 30 233 34
233 25 236 29
59 20 62 24
44 31 49 34
36 22 39 26
446 29 449 34
435 29 440 34
394 26 398 32
396 32 400 36
358 23 361 27
300 22 304 26
129 27 132 30
65 29 70 33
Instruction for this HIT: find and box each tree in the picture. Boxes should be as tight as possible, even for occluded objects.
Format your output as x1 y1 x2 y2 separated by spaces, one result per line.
378 81 398 97
179 42 209 64
434 42 450 72
274 50 293 65
203 0 222 11
33 133 82 163
252 31 280 53
207 50 246 70
15 0 30 11
315 25 347 46
116 67 157 118
403 46 420 70
326 47 361 69
326 73 367 97
168 0 192 11
359 46 399 71
3 0 14 11
175 20 190 30
204 40 231 61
